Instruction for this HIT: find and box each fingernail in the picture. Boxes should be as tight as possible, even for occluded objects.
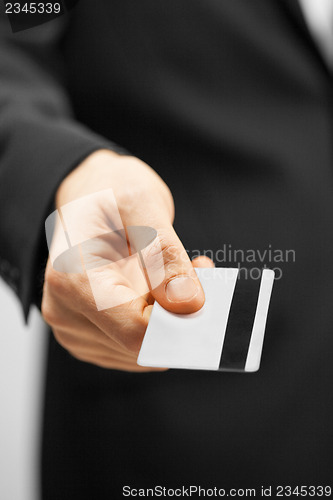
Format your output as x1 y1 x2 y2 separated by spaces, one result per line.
165 276 199 303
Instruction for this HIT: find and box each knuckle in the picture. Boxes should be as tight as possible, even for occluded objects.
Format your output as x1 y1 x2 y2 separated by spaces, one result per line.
45 266 93 315
94 357 116 369
52 328 71 348
117 184 150 215
161 243 180 269
53 331 89 363
67 349 88 364
143 234 178 273
41 300 57 326
67 350 113 369
44 266 66 295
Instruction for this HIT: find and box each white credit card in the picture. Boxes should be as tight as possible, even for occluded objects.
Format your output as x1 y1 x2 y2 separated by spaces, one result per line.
137 267 275 372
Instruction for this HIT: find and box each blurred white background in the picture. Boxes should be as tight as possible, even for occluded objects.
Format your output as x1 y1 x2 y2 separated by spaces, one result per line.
0 279 46 500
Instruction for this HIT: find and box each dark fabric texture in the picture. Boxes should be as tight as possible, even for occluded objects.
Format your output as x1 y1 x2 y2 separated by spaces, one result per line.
0 8 127 318
0 0 332 497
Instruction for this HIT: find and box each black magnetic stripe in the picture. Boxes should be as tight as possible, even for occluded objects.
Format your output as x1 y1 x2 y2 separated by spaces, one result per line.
219 270 262 371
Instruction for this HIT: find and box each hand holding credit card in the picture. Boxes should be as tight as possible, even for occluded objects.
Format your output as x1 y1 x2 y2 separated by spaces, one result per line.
138 267 275 372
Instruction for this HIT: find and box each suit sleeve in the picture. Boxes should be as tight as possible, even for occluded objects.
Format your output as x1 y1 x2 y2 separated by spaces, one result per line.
0 10 127 319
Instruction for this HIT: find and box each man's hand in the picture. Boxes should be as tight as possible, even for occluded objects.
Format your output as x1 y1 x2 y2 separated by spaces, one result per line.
42 150 213 372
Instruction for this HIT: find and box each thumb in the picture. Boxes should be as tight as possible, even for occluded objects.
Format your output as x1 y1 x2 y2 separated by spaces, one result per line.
127 224 205 314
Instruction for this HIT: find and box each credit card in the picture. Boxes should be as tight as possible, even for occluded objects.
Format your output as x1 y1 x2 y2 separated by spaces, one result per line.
137 267 275 372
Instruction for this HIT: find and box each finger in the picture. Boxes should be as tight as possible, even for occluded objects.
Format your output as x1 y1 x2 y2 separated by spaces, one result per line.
53 324 137 359
192 255 215 268
66 344 167 372
89 294 150 353
55 329 136 361
46 258 151 355
54 316 166 372
44 281 146 358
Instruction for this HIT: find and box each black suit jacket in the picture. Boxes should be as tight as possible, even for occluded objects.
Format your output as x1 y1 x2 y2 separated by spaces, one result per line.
0 1 332 498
